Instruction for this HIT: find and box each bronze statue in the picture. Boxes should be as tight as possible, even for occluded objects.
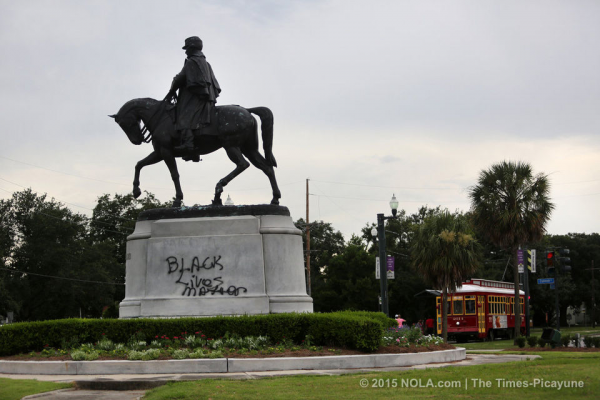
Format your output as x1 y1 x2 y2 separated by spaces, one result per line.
110 37 280 207
166 36 221 162
110 98 280 207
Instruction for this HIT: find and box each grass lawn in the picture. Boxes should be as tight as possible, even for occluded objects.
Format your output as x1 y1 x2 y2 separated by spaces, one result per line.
460 326 599 351
143 352 599 399
0 378 72 400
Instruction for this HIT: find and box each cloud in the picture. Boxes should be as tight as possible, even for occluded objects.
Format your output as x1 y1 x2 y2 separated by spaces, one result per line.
0 0 598 240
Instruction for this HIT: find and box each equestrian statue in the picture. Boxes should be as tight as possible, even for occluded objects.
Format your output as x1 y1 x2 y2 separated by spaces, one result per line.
110 36 280 207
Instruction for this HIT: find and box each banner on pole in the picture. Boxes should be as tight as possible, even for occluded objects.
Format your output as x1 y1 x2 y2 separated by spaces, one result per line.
376 256 395 279
387 256 395 279
518 249 524 273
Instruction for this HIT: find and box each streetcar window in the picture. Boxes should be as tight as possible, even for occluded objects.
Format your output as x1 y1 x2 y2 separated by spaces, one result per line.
465 297 476 314
453 299 463 315
446 299 452 315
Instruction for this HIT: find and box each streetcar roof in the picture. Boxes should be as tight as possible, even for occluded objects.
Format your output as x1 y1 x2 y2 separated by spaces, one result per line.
452 284 524 295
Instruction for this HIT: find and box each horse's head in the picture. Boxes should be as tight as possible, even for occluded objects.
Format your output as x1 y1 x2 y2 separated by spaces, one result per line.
109 100 146 145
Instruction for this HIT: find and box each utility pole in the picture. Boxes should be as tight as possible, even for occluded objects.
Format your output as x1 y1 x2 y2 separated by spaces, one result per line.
593 261 596 329
554 261 560 330
306 179 311 296
524 247 530 337
586 260 598 329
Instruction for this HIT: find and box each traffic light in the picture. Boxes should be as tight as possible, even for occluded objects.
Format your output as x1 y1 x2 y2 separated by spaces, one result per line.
559 248 571 273
546 250 555 273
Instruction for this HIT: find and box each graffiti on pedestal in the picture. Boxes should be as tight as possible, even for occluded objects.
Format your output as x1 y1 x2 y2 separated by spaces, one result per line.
166 256 247 297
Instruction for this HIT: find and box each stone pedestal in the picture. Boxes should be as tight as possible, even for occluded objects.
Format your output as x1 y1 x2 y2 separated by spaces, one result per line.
119 205 313 318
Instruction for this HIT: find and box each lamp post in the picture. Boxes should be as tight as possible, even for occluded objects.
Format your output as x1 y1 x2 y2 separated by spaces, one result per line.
372 194 399 317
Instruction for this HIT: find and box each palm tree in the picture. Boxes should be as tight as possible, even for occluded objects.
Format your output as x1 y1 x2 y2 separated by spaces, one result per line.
411 210 482 342
469 161 554 341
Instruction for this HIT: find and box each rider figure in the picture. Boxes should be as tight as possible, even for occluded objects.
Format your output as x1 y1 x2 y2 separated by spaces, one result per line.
166 36 221 162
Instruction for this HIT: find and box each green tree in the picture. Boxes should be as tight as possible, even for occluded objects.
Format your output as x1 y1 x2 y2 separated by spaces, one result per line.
89 192 170 301
411 210 482 342
469 161 554 340
316 239 378 312
1 189 119 320
295 219 345 311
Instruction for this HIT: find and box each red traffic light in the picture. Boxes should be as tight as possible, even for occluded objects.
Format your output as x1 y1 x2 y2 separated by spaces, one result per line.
547 251 554 260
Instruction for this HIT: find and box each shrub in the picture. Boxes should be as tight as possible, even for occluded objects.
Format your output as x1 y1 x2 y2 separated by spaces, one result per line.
560 334 571 348
60 335 80 350
189 349 205 358
583 336 594 348
207 350 224 359
97 338 115 351
128 348 160 361
515 337 526 348
102 302 119 319
0 311 386 356
537 337 546 348
172 349 190 359
70 349 99 361
593 337 600 349
70 350 87 361
527 336 538 348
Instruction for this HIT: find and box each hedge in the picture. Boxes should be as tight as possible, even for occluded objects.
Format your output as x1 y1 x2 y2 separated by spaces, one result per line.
0 311 394 356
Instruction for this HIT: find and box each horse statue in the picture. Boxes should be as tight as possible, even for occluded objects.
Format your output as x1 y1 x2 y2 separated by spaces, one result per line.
110 98 281 207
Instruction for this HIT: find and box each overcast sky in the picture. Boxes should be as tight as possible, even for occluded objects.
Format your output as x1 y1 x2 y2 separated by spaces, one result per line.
0 0 598 240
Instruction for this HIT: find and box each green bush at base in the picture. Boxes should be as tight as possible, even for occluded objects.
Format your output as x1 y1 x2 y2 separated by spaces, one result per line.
0 311 393 356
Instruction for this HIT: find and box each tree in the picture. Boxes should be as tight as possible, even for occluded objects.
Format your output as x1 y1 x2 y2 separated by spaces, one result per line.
316 240 378 312
411 210 482 342
89 192 170 302
469 161 554 340
1 189 119 320
295 219 345 311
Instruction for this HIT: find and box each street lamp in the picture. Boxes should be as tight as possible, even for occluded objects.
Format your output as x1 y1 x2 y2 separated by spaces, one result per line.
372 194 400 317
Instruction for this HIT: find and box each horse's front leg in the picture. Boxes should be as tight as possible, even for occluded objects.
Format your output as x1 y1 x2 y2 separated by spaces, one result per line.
133 151 163 198
162 150 184 207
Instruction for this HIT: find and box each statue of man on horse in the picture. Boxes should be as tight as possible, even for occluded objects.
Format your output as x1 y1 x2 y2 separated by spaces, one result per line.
166 36 221 162
110 36 281 207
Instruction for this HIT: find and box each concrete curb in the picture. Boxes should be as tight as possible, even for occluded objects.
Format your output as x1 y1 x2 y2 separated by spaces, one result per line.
0 348 465 375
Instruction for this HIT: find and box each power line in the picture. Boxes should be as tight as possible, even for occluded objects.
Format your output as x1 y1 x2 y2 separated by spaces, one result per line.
0 185 132 236
311 179 462 191
0 267 125 285
311 192 456 204
0 154 304 193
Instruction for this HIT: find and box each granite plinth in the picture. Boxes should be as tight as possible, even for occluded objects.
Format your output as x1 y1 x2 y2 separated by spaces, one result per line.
119 205 313 318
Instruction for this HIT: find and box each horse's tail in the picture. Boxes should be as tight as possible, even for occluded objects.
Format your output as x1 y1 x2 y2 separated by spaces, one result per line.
247 107 277 168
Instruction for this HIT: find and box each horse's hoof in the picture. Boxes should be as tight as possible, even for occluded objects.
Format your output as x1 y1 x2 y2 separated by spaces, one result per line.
172 200 182 208
212 199 223 206
133 188 141 198
270 199 280 205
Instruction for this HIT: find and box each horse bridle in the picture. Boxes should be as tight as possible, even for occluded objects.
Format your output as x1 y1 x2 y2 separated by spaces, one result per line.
140 100 172 143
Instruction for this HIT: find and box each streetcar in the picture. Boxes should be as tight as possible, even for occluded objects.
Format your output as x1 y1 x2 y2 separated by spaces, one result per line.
435 279 526 341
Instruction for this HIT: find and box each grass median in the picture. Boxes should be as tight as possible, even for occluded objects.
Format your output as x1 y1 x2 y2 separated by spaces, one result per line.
0 378 72 400
143 352 599 399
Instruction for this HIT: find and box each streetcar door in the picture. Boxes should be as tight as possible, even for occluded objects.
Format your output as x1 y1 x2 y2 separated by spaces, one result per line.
477 295 486 336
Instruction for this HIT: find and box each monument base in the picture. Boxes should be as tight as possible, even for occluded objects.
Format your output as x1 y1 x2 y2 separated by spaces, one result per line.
119 205 313 318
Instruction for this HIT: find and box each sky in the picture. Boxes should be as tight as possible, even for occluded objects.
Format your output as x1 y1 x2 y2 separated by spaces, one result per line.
0 0 599 240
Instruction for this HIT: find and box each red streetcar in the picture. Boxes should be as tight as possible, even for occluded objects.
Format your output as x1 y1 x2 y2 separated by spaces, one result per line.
435 279 526 341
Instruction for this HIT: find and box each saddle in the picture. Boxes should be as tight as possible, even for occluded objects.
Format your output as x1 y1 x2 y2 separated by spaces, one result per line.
165 102 219 139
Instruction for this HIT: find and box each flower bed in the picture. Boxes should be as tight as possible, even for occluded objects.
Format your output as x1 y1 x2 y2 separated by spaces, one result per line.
0 324 453 361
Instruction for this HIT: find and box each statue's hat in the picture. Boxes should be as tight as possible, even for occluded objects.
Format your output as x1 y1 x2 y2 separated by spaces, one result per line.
182 36 203 50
